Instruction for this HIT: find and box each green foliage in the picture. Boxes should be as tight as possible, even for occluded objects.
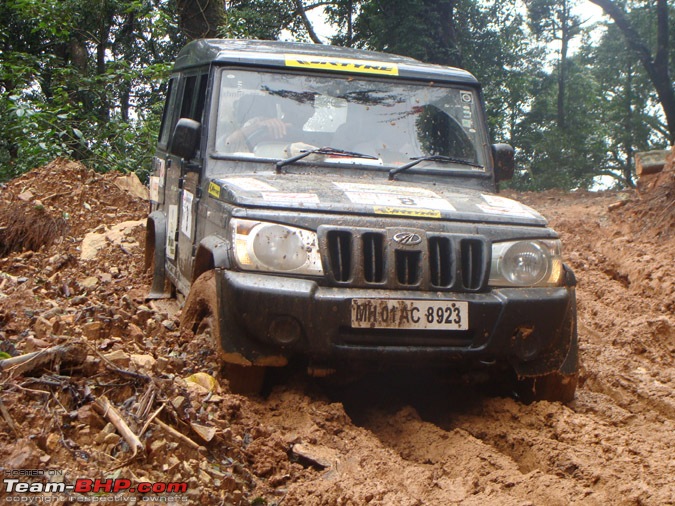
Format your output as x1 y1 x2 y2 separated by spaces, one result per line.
221 0 293 40
1 0 672 190
0 0 182 182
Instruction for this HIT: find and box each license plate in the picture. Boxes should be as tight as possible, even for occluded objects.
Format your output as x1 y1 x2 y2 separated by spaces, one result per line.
351 299 469 330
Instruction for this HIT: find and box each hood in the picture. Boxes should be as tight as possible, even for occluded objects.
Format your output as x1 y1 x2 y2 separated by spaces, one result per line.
206 173 547 226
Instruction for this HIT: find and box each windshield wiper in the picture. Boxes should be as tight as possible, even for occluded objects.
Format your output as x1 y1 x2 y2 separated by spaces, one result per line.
275 146 378 173
388 155 483 180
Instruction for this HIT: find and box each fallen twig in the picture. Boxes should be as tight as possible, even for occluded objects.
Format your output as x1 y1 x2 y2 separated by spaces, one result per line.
139 404 164 438
0 343 87 376
154 418 205 452
83 341 150 382
93 395 145 459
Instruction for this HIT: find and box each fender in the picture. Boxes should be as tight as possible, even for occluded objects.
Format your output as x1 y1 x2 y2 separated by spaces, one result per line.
146 210 172 299
192 235 232 281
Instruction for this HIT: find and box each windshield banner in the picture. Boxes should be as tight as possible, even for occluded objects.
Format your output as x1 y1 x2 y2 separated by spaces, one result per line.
285 54 399 76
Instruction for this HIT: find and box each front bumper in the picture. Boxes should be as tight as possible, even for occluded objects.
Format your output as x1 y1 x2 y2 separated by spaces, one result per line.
214 269 576 372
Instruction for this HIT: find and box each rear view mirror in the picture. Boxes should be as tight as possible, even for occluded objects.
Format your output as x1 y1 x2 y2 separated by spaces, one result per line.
169 118 201 160
492 143 515 182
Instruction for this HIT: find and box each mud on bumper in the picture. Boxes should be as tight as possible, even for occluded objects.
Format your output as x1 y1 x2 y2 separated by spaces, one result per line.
213 269 577 375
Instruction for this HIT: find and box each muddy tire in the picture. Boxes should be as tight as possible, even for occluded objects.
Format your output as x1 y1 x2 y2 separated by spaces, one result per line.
515 371 578 404
180 270 265 395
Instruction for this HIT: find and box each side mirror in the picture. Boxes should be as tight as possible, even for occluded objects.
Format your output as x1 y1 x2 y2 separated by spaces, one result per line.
492 143 515 182
169 118 201 160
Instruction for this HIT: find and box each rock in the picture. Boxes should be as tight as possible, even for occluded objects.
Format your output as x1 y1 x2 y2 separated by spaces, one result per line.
94 423 116 444
33 317 54 340
190 422 217 442
6 438 46 469
292 442 340 469
172 396 186 410
17 190 34 202
82 321 105 340
161 319 176 331
80 220 144 261
24 335 51 351
130 353 156 371
114 173 149 201
77 404 106 430
127 322 144 341
79 276 99 289
103 349 130 366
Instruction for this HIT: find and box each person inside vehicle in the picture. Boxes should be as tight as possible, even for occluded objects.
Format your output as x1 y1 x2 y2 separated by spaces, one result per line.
225 94 314 153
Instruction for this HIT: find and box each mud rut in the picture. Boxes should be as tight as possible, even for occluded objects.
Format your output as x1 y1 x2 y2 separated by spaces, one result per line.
0 162 673 505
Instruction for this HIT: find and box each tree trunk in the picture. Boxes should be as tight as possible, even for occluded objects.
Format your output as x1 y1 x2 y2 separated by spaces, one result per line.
176 0 224 40
437 0 461 67
590 0 675 144
557 0 570 130
622 61 635 187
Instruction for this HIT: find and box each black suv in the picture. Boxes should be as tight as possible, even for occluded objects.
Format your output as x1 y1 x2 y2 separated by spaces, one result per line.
145 39 578 402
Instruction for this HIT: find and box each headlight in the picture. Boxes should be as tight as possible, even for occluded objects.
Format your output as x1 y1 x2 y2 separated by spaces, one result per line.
489 239 563 287
230 218 324 276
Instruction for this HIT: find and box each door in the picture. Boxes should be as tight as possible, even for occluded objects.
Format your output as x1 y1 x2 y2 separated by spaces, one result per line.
161 71 209 293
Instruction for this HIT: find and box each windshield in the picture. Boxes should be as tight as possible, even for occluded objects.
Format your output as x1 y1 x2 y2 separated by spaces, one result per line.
214 69 487 171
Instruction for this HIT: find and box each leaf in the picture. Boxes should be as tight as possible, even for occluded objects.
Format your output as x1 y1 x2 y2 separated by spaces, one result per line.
185 372 220 393
0 352 11 359
189 422 217 442
72 128 83 139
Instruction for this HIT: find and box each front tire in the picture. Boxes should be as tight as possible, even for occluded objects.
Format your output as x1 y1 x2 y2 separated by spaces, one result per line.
180 270 265 395
514 371 578 404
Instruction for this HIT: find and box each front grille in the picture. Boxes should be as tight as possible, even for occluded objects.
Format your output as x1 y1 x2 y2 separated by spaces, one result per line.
395 250 421 285
320 226 489 292
326 230 352 282
429 236 453 287
363 232 384 283
460 238 485 290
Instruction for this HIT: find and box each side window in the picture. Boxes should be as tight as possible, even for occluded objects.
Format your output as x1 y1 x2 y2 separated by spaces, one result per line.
181 73 209 122
158 78 177 146
181 76 196 119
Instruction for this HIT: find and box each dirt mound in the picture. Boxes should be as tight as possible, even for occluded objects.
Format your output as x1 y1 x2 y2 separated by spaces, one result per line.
0 201 69 256
0 159 673 505
609 147 675 239
0 158 148 246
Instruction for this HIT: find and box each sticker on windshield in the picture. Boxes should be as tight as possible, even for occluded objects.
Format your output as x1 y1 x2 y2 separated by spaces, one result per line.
333 182 455 212
461 91 473 103
285 54 399 76
479 194 537 218
220 177 278 192
261 192 320 204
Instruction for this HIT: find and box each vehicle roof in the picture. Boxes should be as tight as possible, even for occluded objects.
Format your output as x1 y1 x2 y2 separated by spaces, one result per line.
173 39 479 85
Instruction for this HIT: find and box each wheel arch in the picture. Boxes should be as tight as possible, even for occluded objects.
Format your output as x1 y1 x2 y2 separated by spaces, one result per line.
192 235 232 281
146 211 172 299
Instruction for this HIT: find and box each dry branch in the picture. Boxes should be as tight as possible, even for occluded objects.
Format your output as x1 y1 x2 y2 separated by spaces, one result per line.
0 343 87 376
154 418 205 452
93 395 145 459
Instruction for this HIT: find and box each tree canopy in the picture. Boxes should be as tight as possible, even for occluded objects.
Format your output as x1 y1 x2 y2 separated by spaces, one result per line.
0 0 672 189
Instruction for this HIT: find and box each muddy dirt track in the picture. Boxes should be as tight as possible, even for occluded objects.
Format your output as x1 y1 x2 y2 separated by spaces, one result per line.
0 159 673 505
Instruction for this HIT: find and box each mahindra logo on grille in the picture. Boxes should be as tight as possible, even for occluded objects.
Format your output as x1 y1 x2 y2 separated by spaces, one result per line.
393 232 422 245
